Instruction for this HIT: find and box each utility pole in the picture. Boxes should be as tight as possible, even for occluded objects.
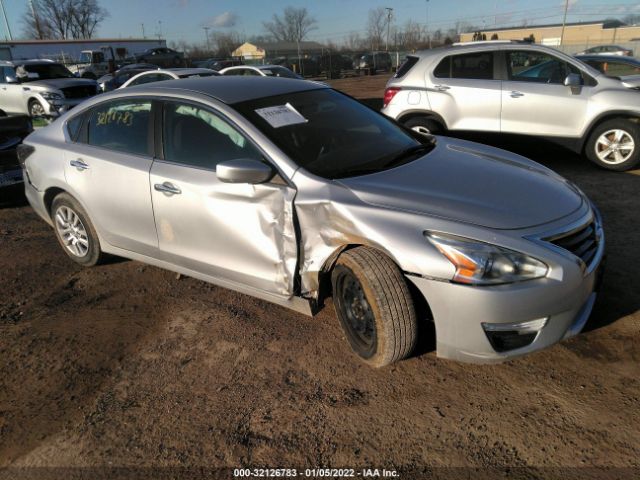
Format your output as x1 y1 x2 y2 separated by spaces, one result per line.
425 0 430 48
28 0 43 39
385 7 393 52
560 0 569 46
141 23 146 39
203 26 210 52
0 0 12 40
157 20 162 41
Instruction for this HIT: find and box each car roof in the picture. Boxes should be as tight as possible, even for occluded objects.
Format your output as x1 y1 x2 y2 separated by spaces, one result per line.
0 59 58 66
129 76 326 104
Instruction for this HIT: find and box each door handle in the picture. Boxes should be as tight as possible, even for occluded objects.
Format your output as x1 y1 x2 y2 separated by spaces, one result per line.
70 159 89 170
433 84 451 91
510 91 525 98
154 182 181 195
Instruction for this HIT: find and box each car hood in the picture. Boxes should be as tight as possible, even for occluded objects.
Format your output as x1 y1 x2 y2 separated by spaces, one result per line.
24 78 97 90
337 138 584 230
619 74 640 89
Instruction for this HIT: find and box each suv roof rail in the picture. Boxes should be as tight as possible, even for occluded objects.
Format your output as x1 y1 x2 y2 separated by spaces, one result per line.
452 40 523 46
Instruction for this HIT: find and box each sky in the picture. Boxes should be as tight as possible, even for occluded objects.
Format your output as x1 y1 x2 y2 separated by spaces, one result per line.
1 0 639 44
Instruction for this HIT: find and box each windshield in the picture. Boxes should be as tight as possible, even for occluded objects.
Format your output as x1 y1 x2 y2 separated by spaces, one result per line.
262 66 298 78
19 63 74 81
233 89 426 179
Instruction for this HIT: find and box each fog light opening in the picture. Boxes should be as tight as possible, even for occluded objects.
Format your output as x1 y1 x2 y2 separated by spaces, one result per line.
482 318 548 353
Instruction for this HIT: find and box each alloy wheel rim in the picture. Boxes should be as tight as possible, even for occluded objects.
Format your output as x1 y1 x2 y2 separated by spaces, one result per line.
595 129 635 165
338 271 376 350
54 206 90 257
30 102 45 117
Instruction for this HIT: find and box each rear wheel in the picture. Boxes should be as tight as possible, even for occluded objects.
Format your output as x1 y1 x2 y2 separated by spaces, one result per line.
51 193 104 266
585 118 640 171
403 116 444 136
332 247 417 367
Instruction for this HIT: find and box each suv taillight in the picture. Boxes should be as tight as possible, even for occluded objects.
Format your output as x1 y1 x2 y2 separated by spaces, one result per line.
383 87 401 108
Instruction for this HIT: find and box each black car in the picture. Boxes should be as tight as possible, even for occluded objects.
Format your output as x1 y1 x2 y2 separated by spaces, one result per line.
0 113 32 192
133 48 185 68
97 64 159 92
356 52 392 75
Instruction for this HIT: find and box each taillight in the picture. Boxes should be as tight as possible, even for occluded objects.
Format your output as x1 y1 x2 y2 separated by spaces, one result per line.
383 87 401 108
17 144 35 168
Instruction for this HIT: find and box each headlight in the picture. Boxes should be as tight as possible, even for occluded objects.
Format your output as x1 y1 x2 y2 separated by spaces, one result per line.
425 232 548 285
40 92 63 102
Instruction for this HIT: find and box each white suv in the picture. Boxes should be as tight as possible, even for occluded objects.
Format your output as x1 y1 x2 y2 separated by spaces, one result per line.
382 41 640 171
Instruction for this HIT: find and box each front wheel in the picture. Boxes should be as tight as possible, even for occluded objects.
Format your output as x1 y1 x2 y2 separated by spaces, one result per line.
51 193 104 266
585 118 640 171
28 99 46 118
331 247 417 367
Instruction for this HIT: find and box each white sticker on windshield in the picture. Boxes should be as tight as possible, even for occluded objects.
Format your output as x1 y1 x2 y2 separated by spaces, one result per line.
255 103 308 128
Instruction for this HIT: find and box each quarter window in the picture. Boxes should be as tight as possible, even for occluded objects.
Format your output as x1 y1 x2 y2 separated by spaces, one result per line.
162 102 262 170
87 99 151 155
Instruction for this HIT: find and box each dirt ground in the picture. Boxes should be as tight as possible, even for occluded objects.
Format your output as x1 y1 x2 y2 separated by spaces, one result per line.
1 74 639 480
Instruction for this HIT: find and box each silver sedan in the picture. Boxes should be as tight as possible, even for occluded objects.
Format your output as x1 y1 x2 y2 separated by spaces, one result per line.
19 77 605 367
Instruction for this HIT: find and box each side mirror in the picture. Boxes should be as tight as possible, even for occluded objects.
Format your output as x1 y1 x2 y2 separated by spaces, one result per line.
564 73 582 88
216 158 275 184
5 75 18 83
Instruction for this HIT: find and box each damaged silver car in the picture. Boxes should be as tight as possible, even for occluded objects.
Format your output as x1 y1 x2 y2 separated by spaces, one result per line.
20 77 605 367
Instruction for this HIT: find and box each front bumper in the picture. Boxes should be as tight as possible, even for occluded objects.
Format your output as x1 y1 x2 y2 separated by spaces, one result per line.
406 231 605 364
38 97 88 117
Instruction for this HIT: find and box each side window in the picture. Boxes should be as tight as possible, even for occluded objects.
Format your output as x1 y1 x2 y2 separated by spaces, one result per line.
87 99 152 155
130 73 158 86
163 102 262 170
433 57 451 78
451 52 494 80
507 51 577 84
0 66 5 83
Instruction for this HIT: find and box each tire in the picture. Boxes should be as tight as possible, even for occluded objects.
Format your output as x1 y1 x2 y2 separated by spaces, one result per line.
331 246 417 367
51 193 104 267
585 118 640 171
403 116 444 136
28 99 46 118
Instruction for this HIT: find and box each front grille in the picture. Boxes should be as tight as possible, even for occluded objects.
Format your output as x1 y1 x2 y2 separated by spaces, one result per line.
61 86 96 99
546 220 599 267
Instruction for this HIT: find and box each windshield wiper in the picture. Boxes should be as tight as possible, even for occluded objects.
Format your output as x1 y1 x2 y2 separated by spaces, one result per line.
381 144 433 169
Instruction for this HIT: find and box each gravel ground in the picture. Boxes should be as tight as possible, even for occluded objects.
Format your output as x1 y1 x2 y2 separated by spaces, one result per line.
1 74 639 480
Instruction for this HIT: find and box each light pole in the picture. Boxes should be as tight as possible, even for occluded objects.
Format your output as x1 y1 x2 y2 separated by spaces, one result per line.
203 26 210 52
0 0 12 40
425 0 431 49
385 7 393 52
560 0 569 46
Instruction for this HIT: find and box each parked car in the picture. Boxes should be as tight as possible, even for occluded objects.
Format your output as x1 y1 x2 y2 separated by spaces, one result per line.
20 76 604 367
575 54 640 77
0 60 98 118
0 113 32 190
96 64 159 92
575 45 633 57
356 52 392 75
119 68 218 88
382 42 640 171
272 57 320 77
195 58 244 71
219 65 302 79
132 47 185 68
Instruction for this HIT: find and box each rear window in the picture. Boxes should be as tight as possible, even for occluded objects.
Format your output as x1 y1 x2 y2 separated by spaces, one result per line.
395 56 419 78
434 52 494 80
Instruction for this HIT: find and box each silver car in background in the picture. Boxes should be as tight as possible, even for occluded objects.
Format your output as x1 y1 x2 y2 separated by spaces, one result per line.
382 41 640 171
19 77 604 366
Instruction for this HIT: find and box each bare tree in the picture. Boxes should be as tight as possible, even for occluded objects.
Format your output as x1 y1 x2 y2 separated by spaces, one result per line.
22 0 108 39
263 6 317 42
367 7 389 51
212 31 242 57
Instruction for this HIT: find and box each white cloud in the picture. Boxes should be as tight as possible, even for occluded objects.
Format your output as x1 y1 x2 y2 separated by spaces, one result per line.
204 12 238 28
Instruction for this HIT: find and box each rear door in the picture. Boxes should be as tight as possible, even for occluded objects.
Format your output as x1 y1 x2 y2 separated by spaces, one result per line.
500 49 590 137
426 50 502 131
149 100 297 296
63 98 158 254
0 66 25 114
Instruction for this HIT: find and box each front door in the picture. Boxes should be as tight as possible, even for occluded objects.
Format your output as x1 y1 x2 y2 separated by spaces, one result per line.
149 100 297 297
500 49 590 137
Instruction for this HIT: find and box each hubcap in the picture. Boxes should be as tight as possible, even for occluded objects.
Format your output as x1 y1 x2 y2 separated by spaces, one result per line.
595 129 635 165
54 206 89 257
338 271 376 351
